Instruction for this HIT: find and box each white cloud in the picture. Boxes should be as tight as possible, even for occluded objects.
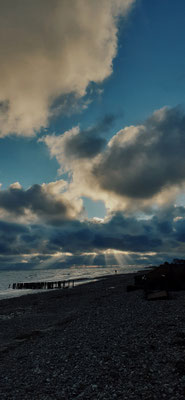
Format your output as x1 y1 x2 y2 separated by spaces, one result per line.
9 182 22 190
0 180 84 224
42 106 185 213
0 0 135 137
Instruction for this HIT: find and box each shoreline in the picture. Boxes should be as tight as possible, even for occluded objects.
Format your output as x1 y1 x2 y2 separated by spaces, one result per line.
0 272 137 322
1 271 185 399
0 270 140 303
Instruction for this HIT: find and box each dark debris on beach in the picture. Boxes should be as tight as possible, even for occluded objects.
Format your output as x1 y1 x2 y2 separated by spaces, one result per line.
0 272 185 399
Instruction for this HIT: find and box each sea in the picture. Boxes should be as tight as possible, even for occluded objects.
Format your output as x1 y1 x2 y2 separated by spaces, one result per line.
0 265 146 301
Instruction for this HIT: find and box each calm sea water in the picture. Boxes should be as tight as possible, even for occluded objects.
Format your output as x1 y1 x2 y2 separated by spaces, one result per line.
0 265 145 301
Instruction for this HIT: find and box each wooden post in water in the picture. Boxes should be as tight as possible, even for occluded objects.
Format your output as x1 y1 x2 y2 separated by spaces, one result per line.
11 279 76 290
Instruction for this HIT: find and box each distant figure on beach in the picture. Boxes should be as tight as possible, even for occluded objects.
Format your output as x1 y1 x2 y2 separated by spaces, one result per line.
115 270 117 274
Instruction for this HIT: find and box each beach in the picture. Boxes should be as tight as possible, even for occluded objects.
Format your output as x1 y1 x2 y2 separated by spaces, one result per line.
0 272 185 399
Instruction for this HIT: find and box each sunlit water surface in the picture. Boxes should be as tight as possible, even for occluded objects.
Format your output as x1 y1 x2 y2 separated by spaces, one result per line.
0 265 146 300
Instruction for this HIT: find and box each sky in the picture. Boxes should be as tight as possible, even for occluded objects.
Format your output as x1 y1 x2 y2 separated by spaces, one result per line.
1 0 185 270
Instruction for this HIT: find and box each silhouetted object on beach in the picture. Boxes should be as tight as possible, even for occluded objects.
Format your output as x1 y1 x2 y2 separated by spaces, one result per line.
127 259 185 299
134 260 185 291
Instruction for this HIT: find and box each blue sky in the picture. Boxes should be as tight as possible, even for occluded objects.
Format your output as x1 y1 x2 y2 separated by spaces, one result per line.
1 0 185 269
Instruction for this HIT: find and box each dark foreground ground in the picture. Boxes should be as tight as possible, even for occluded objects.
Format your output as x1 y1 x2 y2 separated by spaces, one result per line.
0 273 185 400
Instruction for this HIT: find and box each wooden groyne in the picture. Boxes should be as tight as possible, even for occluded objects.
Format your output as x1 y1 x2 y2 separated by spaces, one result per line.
11 280 75 290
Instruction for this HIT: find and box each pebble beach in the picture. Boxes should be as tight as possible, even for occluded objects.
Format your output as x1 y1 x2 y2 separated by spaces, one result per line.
0 272 185 399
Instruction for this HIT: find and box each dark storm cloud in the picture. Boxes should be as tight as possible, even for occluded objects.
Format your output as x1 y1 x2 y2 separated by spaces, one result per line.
93 107 185 199
0 220 27 235
64 131 106 159
0 220 29 255
0 184 79 223
1 205 185 269
62 115 116 159
47 206 185 261
48 211 167 254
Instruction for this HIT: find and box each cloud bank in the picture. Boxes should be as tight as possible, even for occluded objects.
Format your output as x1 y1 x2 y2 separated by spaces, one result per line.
1 205 185 269
0 0 135 137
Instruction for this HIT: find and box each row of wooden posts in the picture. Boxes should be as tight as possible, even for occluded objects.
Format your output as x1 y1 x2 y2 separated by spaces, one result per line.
11 280 75 290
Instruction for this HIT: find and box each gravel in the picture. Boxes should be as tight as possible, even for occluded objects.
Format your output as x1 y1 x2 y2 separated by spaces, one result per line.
0 272 185 399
